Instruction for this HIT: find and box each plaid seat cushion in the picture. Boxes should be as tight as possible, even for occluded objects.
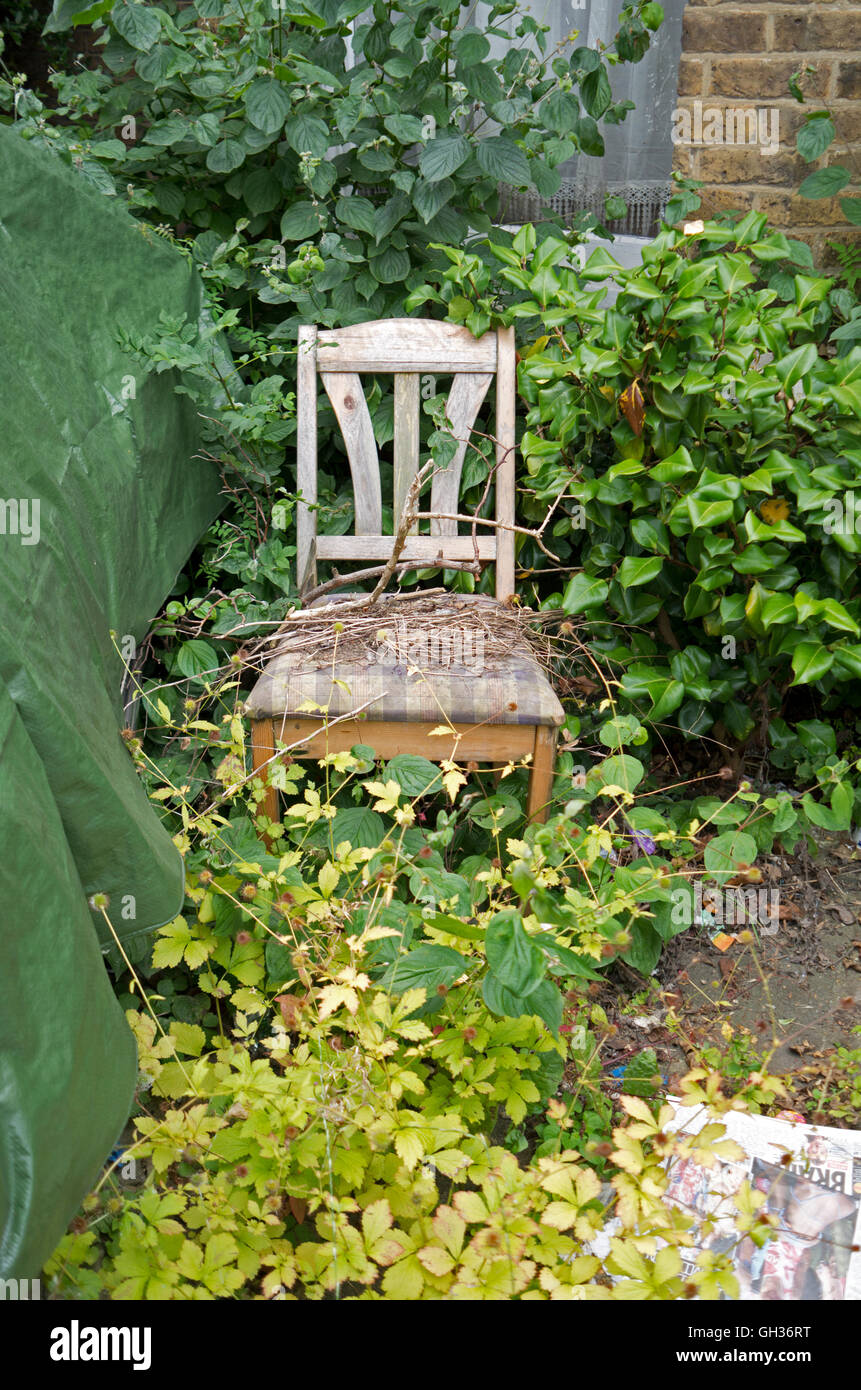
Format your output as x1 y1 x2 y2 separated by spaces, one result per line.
247 596 564 727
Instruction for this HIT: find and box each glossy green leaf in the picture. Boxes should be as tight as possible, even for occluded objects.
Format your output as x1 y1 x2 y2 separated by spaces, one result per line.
790 641 834 685
621 918 662 975
617 555 663 588
561 573 609 613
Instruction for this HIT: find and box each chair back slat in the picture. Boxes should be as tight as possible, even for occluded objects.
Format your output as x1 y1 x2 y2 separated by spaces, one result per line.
320 371 382 536
316 319 497 373
295 320 516 600
296 325 318 592
494 326 516 601
393 373 420 536
429 372 493 538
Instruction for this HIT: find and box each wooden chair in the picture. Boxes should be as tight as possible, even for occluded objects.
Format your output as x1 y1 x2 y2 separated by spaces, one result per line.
248 319 564 824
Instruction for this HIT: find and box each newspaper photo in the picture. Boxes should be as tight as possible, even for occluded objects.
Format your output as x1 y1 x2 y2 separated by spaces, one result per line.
664 1104 861 1301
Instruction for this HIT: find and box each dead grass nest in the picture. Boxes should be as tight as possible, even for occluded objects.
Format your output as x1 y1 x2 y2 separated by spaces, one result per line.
253 591 559 673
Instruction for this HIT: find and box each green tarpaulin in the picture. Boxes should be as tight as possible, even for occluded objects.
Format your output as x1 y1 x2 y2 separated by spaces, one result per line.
0 125 225 1277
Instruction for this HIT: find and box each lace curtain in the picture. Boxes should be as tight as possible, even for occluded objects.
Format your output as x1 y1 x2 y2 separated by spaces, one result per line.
491 0 688 236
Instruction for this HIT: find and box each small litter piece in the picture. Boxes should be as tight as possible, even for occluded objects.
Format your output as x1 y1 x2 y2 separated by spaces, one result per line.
710 930 737 953
630 1012 663 1030
103 1145 145 1186
608 1065 668 1085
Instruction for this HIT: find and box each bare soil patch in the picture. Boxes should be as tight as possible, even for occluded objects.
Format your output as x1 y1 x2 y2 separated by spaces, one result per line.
597 832 861 1121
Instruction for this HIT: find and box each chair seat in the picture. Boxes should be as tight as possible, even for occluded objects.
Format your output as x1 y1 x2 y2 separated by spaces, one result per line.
247 595 564 727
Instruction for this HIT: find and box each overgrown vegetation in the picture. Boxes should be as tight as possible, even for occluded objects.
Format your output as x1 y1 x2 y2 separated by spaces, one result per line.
1 0 663 627
45 703 789 1300
4 0 859 1301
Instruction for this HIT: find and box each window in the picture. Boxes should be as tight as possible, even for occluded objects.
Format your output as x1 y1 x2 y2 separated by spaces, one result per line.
497 0 688 237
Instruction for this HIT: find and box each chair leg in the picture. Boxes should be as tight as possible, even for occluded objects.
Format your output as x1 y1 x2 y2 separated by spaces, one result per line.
527 725 557 824
250 717 279 826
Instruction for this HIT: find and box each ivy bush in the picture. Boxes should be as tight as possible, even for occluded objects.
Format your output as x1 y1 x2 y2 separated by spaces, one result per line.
410 216 861 805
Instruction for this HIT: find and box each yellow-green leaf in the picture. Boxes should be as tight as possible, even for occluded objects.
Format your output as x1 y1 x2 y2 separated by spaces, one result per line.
417 1244 456 1277
318 860 340 898
394 1130 425 1169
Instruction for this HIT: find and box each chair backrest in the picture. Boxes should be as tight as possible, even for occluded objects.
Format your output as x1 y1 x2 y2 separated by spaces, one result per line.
295 319 515 601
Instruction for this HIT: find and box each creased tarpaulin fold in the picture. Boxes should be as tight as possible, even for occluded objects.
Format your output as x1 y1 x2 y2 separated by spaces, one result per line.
0 125 225 1277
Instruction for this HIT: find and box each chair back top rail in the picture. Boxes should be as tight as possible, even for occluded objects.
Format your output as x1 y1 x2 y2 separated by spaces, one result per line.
315 318 498 373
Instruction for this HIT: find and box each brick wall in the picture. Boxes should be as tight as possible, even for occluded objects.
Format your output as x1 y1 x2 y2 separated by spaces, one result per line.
673 0 860 262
